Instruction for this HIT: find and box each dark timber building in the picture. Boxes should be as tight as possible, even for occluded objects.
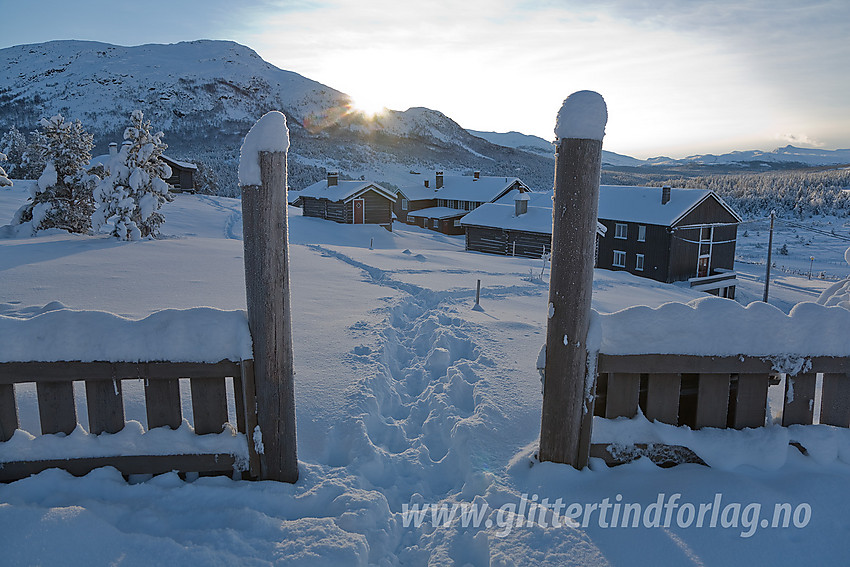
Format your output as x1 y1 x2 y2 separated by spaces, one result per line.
291 172 396 230
596 185 742 297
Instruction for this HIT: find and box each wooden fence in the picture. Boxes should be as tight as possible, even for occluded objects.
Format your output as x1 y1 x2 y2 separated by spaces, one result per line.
0 360 260 482
589 355 850 465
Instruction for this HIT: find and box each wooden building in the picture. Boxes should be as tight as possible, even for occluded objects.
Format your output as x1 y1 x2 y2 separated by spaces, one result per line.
396 171 530 234
596 185 742 297
291 172 396 229
160 155 197 192
461 194 607 259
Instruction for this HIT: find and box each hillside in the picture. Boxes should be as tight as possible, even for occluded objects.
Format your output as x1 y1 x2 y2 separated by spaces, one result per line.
0 40 555 194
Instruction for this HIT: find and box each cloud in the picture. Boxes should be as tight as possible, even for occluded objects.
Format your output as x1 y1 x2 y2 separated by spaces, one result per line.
776 134 825 148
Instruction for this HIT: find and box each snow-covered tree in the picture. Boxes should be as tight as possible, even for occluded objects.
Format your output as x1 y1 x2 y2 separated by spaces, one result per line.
0 153 12 188
0 126 27 177
93 110 173 240
13 115 97 233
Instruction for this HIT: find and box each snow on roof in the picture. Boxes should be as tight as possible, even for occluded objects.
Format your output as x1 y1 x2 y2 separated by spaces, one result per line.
398 175 524 203
461 202 606 235
405 207 468 219
597 185 742 226
161 154 197 170
299 179 396 203
596 297 850 357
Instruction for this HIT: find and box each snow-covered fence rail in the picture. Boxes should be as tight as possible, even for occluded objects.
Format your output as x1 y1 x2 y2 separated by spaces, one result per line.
0 308 260 482
584 297 850 465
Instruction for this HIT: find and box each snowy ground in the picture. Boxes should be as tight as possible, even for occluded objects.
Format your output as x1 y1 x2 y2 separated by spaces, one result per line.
1 183 850 565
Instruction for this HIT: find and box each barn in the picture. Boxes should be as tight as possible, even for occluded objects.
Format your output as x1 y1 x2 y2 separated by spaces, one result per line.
461 194 607 259
596 185 742 297
292 172 396 230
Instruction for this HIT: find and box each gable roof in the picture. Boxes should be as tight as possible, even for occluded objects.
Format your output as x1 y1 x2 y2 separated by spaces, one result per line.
597 185 742 227
397 175 527 203
461 203 607 236
297 179 397 203
405 207 468 220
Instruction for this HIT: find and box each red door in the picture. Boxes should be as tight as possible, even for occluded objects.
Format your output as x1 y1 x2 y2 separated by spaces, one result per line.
353 198 365 224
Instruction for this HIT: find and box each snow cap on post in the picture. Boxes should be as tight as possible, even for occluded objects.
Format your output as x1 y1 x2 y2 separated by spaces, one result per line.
238 111 290 187
555 90 607 141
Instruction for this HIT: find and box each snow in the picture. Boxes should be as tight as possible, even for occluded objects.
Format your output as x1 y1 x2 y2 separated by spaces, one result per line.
0 307 252 363
598 184 741 226
406 206 467 219
0 421 248 465
555 90 608 141
296 179 396 203
238 110 290 186
2 182 850 564
460 202 607 236
598 296 850 357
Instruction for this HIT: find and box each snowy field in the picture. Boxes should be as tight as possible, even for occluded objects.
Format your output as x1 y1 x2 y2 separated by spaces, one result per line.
1 182 850 565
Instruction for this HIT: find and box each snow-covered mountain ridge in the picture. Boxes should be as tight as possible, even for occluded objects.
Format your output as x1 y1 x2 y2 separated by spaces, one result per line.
0 40 554 194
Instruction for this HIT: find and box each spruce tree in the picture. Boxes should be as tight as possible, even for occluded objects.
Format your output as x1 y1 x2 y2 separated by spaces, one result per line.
13 115 97 233
0 126 27 177
93 110 173 240
0 153 11 187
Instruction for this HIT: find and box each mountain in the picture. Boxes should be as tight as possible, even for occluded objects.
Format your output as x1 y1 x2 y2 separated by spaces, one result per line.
0 40 555 195
467 129 645 167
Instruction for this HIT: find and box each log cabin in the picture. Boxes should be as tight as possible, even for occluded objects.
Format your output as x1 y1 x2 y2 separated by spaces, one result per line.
291 172 397 230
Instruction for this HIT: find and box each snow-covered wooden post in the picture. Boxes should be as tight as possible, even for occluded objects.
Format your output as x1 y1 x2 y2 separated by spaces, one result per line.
239 111 298 483
539 91 607 469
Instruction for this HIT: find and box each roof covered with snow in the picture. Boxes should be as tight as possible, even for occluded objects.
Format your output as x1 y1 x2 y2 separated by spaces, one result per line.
461 203 606 235
298 179 396 203
405 207 468 219
597 185 742 226
398 175 526 203
161 155 197 170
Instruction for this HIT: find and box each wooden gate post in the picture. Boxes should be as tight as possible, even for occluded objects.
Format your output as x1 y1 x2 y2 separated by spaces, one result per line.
239 111 298 483
539 91 607 468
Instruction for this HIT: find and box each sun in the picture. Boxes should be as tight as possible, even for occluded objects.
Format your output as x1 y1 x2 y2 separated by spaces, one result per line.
349 94 388 117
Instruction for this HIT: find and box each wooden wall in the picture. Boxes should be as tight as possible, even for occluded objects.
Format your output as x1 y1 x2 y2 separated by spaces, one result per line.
465 226 551 258
597 220 671 282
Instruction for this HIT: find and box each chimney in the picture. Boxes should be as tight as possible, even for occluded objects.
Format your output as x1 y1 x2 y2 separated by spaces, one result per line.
108 142 118 157
662 185 671 205
327 171 339 187
424 179 430 188
473 171 480 180
515 193 529 216
436 171 444 190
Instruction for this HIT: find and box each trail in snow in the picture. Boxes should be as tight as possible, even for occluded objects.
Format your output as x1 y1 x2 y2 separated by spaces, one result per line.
194 194 243 240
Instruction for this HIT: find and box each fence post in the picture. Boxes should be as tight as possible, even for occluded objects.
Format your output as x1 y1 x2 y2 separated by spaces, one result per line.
239 111 298 483
539 91 607 468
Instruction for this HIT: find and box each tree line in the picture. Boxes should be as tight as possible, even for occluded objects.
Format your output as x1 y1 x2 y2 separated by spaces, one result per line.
0 111 172 240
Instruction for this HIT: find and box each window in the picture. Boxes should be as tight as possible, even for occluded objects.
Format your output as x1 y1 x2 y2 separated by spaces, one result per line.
700 226 711 242
637 225 646 242
453 219 462 227
401 198 409 211
432 219 440 229
613 250 626 268
615 223 628 239
635 254 645 271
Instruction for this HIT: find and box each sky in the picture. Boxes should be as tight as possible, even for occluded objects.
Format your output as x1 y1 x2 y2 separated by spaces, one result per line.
1 0 848 159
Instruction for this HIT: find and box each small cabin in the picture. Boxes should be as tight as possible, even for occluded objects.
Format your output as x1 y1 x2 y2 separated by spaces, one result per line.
291 172 396 230
596 185 742 297
461 194 607 258
396 170 530 234
160 155 197 193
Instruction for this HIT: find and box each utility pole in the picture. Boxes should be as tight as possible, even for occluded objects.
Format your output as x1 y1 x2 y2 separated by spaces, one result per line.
763 210 775 303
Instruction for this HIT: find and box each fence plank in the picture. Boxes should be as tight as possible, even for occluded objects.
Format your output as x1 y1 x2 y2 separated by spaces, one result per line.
733 374 769 429
36 382 77 435
239 360 261 478
645 373 680 425
86 379 125 434
605 373 640 418
820 373 850 427
695 373 729 429
782 373 817 426
0 361 242 385
0 384 18 441
145 378 182 430
0 454 238 482
597 354 850 375
190 377 228 434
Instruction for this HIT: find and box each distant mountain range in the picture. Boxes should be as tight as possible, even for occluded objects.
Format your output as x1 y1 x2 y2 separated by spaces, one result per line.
0 39 846 197
469 130 850 168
